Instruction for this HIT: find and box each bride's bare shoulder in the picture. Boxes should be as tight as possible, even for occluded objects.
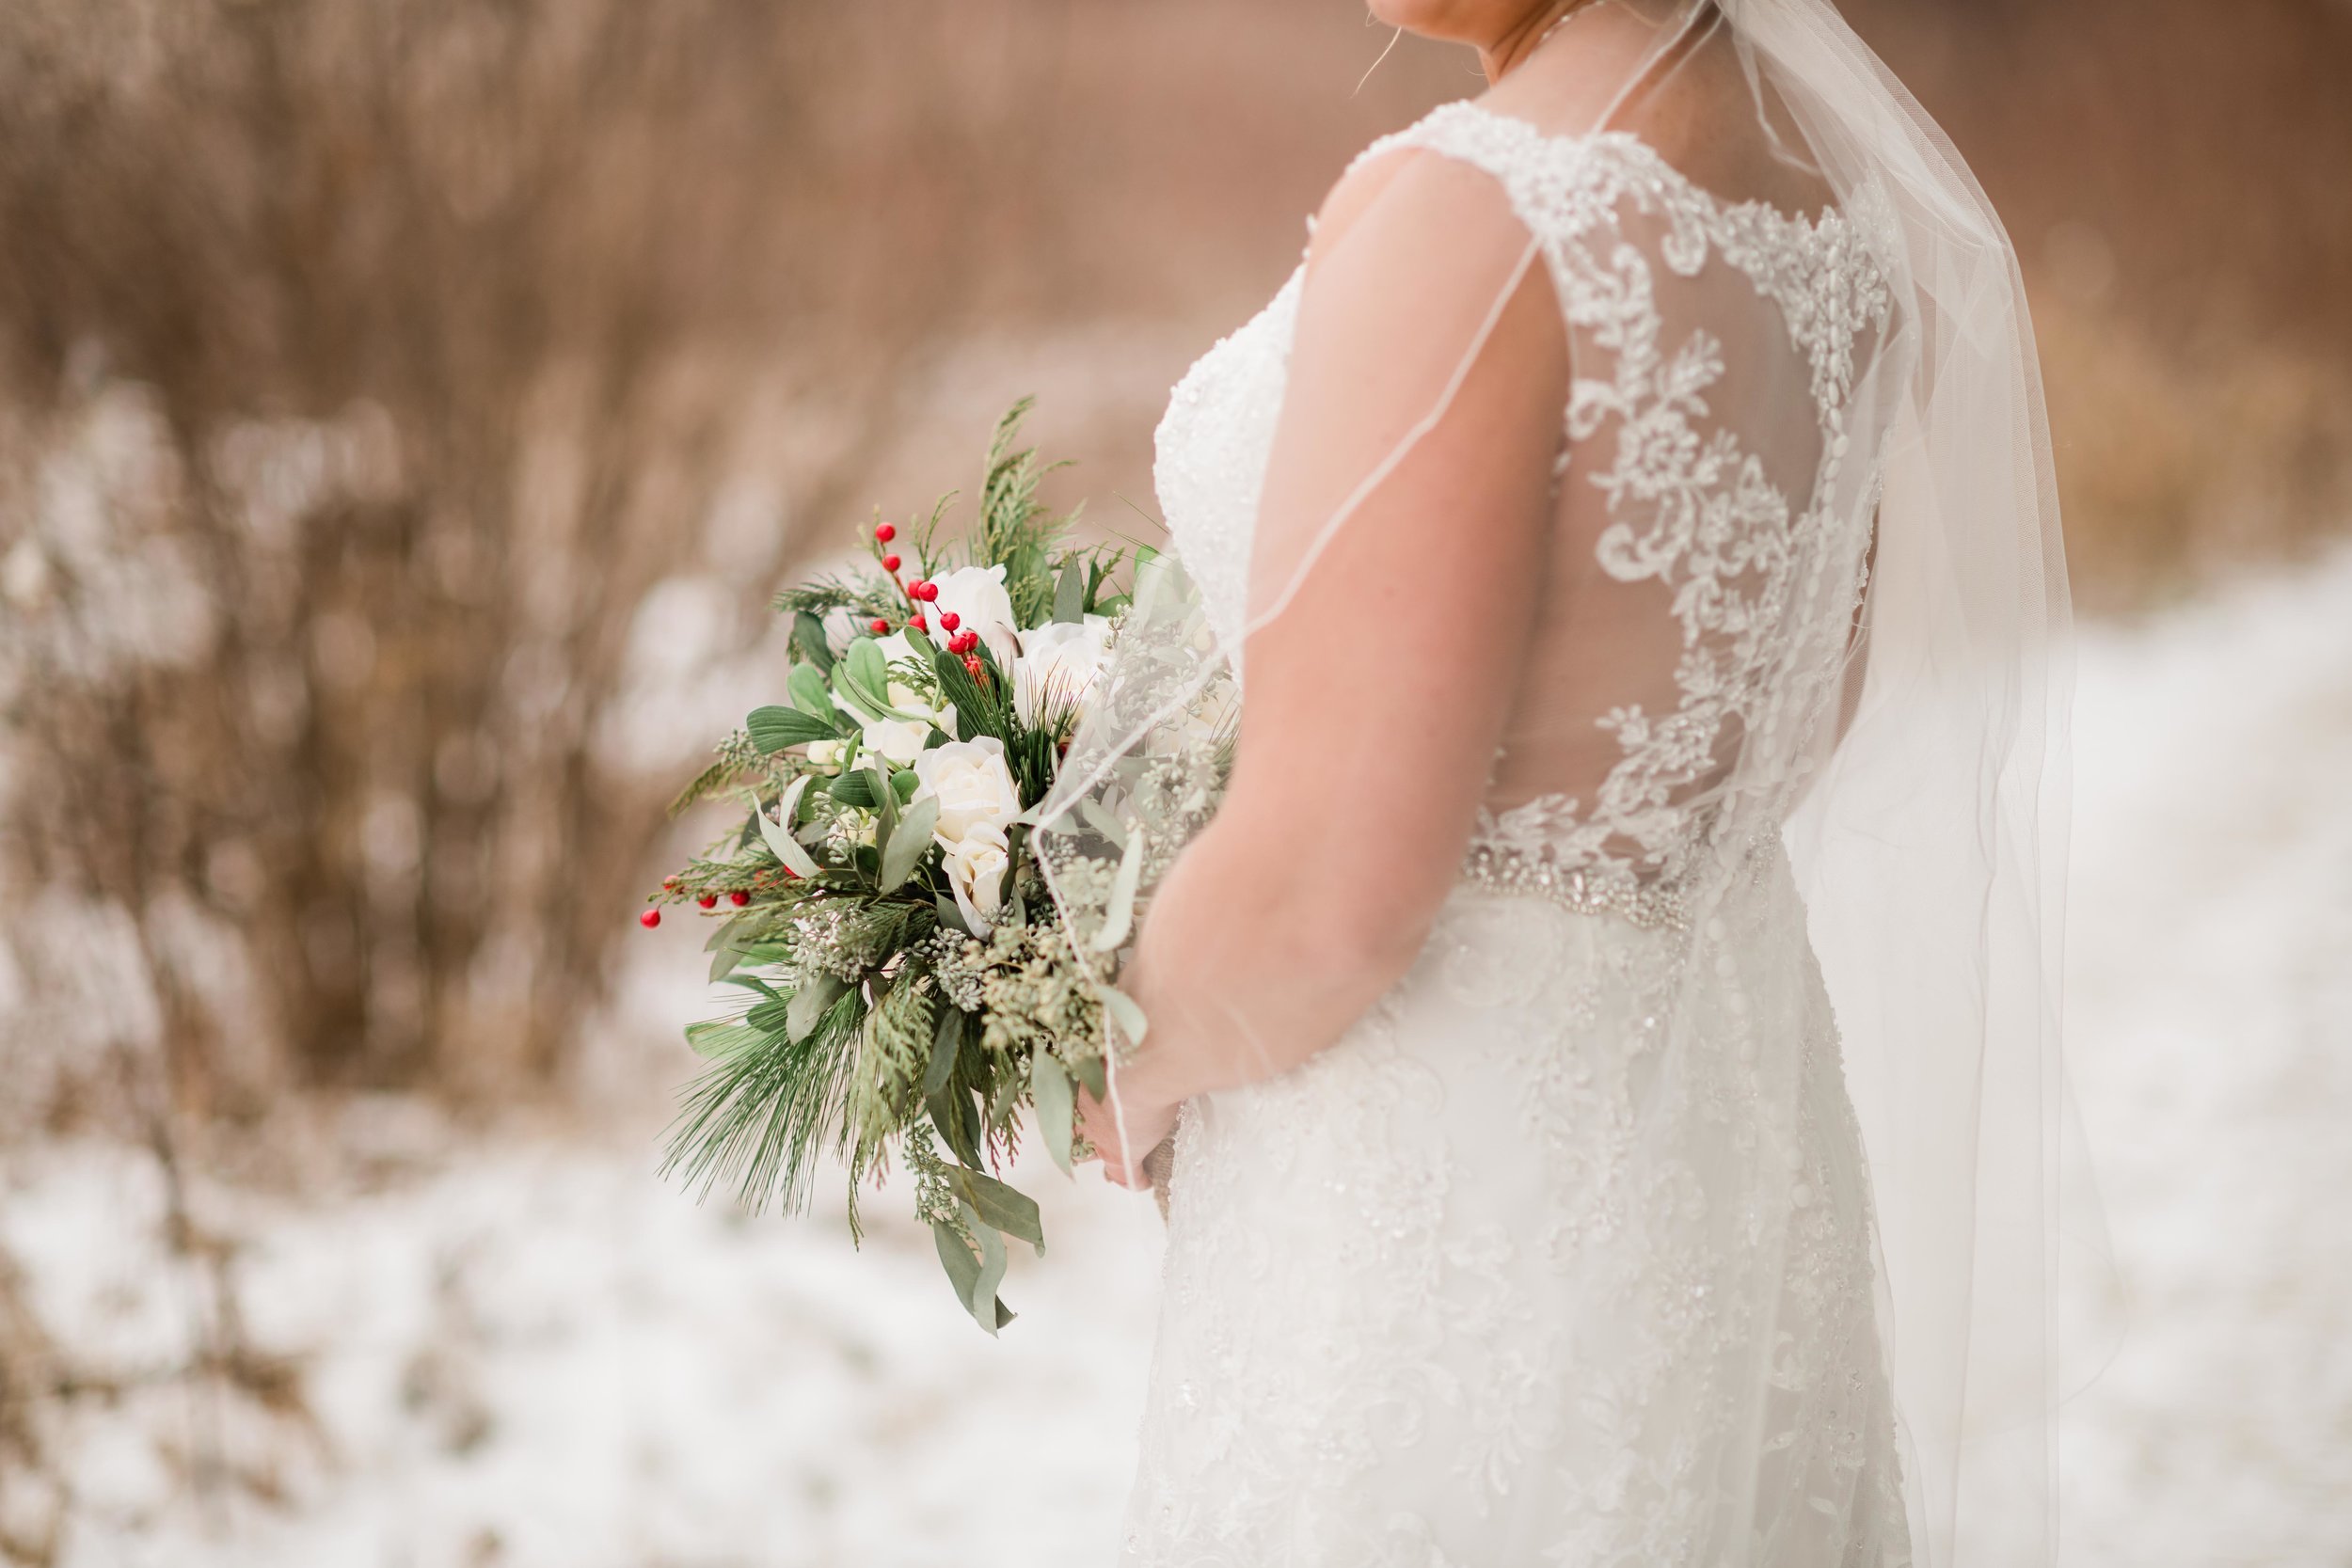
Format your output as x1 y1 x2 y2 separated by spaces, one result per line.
1303 128 1517 281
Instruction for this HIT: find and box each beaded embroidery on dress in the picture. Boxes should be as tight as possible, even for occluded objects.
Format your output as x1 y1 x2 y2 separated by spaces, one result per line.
1125 97 1913 1567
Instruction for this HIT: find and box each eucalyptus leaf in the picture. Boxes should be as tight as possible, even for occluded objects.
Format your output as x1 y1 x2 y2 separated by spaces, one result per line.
791 611 835 672
872 761 899 862
1077 796 1127 849
1071 1049 1106 1101
838 638 891 714
707 939 747 983
745 997 792 1035
755 778 820 879
1031 1053 1076 1177
787 973 847 1042
968 1209 1012 1328
787 663 835 721
1053 558 1086 624
931 1211 1014 1335
943 1165 1045 1254
929 1084 983 1167
881 795 941 893
1099 983 1150 1051
998 822 1028 927
747 704 838 752
1089 827 1147 953
828 769 880 809
924 1006 964 1097
934 890 974 937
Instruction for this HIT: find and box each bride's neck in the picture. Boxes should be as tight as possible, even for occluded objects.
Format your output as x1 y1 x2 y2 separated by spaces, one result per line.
1479 1 1593 86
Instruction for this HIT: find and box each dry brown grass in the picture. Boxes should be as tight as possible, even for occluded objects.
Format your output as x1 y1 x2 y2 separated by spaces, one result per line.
1843 0 2352 607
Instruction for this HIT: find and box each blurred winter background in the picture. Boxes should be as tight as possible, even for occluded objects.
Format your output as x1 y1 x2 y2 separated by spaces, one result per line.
0 1 2346 1563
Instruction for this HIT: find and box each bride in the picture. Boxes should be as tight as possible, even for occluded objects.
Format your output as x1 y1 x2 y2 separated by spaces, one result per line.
1043 1 2094 1562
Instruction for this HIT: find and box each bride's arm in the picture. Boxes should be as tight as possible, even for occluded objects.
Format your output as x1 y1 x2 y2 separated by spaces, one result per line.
1091 152 1565 1164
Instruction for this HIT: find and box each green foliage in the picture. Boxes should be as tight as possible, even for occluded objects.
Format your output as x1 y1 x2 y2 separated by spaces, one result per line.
848 974 937 1193
660 984 865 1217
654 399 1136 1332
748 705 840 752
973 398 1073 627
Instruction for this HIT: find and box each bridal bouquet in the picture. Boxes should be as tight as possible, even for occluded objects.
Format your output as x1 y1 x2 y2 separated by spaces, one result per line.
645 403 1161 1333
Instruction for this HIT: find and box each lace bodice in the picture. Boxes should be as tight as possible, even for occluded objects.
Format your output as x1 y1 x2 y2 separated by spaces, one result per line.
1154 100 1895 897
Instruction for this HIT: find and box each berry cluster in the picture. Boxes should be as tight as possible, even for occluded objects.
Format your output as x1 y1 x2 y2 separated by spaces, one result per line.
641 872 780 928
869 522 985 678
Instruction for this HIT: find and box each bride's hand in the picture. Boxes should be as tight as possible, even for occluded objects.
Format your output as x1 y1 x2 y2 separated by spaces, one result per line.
1077 1086 1178 1191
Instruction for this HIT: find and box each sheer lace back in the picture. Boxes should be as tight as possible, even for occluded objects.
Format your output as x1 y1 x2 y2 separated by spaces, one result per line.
1158 94 1895 905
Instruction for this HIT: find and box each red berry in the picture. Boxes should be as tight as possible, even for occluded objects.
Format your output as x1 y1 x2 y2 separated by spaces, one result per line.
938 610 960 632
963 655 984 678
881 553 901 573
907 614 927 632
868 617 890 634
958 631 981 655
729 889 751 907
696 894 717 910
639 909 661 929
874 523 896 543
911 580 938 603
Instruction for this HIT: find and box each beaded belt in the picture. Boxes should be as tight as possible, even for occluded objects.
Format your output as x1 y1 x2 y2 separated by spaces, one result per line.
1460 842 1694 933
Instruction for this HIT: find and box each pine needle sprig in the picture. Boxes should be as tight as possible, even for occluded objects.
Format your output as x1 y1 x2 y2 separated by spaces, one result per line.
667 729 771 818
771 570 898 620
975 398 1074 626
660 985 869 1216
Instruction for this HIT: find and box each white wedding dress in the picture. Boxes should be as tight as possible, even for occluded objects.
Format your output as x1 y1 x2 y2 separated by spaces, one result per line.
1122 98 1912 1567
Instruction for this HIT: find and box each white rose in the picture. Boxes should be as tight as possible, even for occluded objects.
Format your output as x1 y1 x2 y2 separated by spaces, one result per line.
910 736 1023 849
860 715 932 767
1147 671 1240 758
925 563 1020 671
939 820 1010 930
1013 614 1114 728
804 737 845 774
911 736 1024 927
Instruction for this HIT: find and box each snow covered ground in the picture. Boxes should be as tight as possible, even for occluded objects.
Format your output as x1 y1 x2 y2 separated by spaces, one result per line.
6 549 2350 1567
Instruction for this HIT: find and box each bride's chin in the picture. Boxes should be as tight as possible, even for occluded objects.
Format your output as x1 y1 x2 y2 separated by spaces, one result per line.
1365 1 1553 50
1364 1 1449 37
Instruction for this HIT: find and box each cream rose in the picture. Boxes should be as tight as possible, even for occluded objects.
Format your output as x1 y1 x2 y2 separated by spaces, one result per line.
1013 614 1114 728
939 820 1011 930
859 716 932 767
910 736 1023 927
925 563 1020 671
